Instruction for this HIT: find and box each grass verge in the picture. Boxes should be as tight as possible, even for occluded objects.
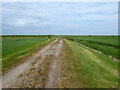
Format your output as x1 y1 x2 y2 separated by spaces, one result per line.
59 40 87 88
61 39 118 88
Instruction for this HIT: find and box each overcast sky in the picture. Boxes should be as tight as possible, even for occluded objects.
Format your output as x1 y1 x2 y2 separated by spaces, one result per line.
2 2 118 35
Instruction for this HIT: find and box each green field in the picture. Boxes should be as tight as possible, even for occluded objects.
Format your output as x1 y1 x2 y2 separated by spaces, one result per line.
63 36 119 60
2 35 54 73
67 36 118 47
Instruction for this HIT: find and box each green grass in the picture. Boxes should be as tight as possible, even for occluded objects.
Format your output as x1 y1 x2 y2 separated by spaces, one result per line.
3 37 47 57
2 36 54 73
64 36 119 60
64 39 118 88
64 36 119 47
76 41 119 60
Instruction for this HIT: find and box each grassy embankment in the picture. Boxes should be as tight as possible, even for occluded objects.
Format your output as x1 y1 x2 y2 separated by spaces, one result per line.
2 35 55 73
63 36 119 60
60 39 118 88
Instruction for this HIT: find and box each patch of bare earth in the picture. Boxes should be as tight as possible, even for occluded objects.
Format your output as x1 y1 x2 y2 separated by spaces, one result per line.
2 38 63 88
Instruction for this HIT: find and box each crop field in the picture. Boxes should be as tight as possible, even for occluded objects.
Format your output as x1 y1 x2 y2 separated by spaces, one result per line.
2 35 54 73
67 36 119 46
63 36 119 60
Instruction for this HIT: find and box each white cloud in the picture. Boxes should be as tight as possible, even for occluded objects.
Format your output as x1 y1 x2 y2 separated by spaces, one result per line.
43 22 48 25
14 19 29 26
2 2 118 35
7 18 39 27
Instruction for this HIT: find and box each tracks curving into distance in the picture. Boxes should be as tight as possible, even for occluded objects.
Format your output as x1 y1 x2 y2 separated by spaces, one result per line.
1 38 63 88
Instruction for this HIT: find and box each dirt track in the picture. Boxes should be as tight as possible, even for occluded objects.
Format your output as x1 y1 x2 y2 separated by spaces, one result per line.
1 38 63 88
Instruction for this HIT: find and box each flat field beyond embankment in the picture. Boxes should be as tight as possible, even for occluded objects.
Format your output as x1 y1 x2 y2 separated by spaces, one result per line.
2 35 54 73
63 36 119 60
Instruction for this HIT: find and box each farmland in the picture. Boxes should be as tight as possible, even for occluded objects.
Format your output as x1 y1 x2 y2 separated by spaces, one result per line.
1 35 119 88
63 36 119 60
67 36 119 47
2 35 54 73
